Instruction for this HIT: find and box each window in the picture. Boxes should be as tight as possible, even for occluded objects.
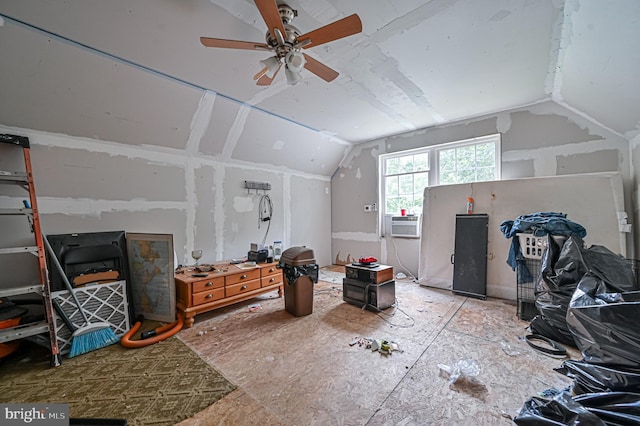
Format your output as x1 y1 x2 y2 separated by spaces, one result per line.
380 134 501 217
382 151 429 216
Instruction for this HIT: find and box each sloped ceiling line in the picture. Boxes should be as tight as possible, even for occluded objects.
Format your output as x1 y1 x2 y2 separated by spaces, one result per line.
0 12 341 144
186 91 216 154
545 0 576 102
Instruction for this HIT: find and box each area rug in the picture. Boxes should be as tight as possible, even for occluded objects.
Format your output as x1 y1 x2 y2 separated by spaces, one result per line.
0 336 236 425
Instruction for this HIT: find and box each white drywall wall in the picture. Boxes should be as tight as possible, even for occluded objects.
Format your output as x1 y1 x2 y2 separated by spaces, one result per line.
418 172 627 301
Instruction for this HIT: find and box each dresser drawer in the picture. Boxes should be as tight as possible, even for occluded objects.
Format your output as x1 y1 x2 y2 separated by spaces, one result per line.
226 268 260 285
192 277 224 293
262 265 280 276
226 279 260 297
193 288 225 305
261 274 282 287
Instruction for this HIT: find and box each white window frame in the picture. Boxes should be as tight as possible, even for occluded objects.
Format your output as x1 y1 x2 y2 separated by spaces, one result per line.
379 134 501 234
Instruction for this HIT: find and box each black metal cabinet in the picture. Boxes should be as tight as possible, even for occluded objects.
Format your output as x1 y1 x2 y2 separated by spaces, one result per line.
451 214 489 300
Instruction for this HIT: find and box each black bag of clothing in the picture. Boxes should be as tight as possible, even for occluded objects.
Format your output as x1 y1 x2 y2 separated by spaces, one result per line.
533 235 637 349
566 273 640 368
555 360 640 395
574 392 640 425
514 391 605 425
532 235 584 346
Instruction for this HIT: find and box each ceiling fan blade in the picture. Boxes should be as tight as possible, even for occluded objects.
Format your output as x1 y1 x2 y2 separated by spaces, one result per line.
302 53 339 82
297 14 362 49
254 0 287 44
200 37 271 51
256 63 283 86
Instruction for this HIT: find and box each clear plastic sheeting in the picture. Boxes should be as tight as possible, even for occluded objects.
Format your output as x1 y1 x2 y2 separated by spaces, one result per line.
567 274 640 368
437 358 480 384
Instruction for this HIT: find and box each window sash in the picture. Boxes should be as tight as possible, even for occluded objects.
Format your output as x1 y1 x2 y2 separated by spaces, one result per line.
380 134 500 218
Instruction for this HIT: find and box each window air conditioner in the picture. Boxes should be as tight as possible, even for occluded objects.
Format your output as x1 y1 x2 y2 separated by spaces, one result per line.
391 215 421 238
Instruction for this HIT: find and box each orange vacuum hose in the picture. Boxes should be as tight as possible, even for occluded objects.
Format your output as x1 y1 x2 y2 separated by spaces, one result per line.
120 311 184 349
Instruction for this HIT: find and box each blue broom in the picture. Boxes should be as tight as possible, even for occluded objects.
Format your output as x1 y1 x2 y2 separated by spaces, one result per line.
43 235 120 357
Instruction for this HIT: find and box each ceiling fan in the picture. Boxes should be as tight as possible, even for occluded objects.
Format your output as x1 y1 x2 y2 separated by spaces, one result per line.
200 0 362 86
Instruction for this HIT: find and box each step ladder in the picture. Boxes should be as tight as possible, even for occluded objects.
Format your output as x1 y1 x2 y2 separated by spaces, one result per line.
0 134 61 367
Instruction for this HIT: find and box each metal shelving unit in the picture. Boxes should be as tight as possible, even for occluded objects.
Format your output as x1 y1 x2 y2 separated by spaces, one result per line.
0 134 61 366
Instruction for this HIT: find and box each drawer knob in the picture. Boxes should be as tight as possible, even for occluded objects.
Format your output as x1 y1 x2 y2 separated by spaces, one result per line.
241 274 247 279
206 282 213 287
269 268 275 272
241 285 247 290
269 278 274 282
205 294 213 299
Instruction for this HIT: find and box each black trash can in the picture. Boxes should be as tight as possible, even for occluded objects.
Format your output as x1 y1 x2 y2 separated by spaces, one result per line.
278 246 318 317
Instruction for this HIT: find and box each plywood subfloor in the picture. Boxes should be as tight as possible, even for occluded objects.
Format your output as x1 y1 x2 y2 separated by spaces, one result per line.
177 266 579 425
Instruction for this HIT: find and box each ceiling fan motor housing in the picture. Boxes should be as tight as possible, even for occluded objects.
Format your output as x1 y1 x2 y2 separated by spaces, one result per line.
265 23 301 54
200 1 362 85
277 3 297 24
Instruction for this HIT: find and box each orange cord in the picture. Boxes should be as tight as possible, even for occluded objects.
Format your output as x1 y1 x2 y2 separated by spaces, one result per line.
120 312 184 349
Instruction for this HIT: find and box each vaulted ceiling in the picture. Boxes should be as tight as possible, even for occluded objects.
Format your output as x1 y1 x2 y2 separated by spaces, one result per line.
0 0 638 176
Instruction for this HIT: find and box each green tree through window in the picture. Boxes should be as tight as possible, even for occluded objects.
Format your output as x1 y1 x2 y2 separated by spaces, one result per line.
380 135 500 219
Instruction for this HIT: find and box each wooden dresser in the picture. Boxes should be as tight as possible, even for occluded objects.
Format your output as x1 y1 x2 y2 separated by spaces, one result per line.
175 262 283 328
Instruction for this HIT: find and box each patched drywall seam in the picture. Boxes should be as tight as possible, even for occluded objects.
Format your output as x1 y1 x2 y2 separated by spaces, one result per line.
496 113 512 134
186 91 216 154
331 231 380 242
20 126 189 166
214 166 225 260
609 173 628 257
34 197 185 216
185 159 197 260
502 139 627 176
545 0 574 100
554 100 626 140
221 104 252 161
283 173 291 248
338 139 385 169
233 196 254 213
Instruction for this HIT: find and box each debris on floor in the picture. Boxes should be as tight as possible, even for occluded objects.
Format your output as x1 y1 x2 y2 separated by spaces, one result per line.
438 358 488 401
438 358 480 384
348 336 403 355
248 303 262 312
500 341 521 356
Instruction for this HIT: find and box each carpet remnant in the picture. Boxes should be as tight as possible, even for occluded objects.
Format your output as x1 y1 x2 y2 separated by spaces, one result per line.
0 336 236 425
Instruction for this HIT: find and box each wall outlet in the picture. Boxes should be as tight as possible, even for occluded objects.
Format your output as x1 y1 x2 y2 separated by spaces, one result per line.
364 204 372 212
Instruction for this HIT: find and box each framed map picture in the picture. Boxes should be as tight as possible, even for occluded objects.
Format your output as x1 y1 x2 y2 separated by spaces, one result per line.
126 233 175 322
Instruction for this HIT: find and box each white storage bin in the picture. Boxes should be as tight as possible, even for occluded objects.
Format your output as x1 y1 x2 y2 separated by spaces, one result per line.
517 234 566 260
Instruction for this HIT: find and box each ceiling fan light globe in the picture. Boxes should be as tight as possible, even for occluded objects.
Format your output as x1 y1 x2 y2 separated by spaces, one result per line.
259 56 281 78
285 51 306 73
285 67 302 85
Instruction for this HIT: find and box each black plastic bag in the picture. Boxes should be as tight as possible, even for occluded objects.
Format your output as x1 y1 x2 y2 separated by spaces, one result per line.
566 274 640 367
555 360 640 395
533 235 584 346
530 314 576 347
514 391 605 425
574 392 640 425
533 236 637 349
